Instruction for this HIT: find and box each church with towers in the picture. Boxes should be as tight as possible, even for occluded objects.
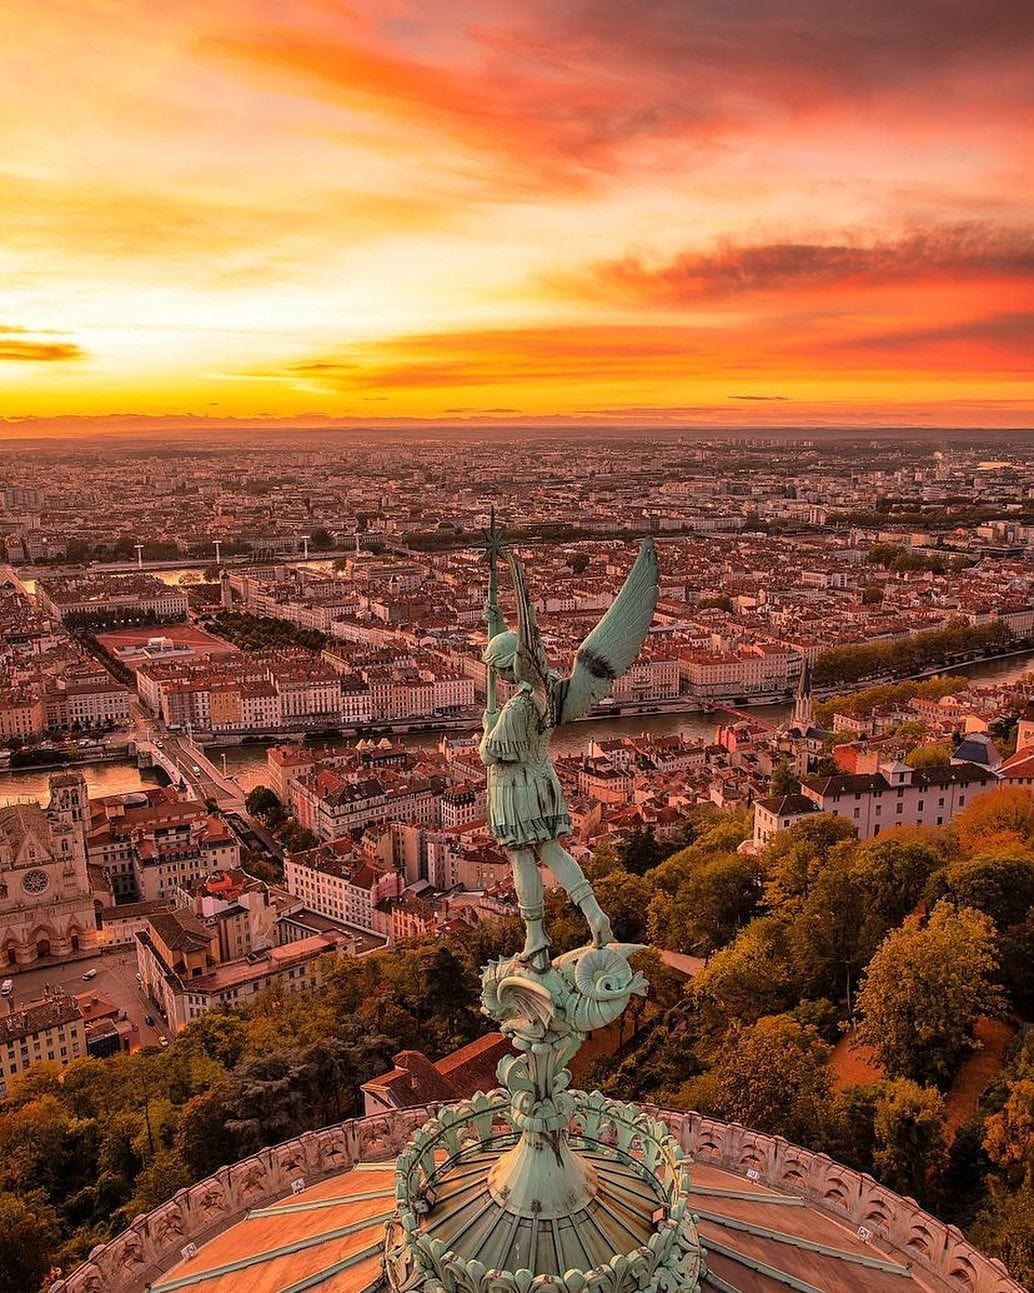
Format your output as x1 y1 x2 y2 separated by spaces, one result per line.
0 771 96 966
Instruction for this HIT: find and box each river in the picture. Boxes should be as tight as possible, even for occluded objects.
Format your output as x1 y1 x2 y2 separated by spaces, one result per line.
14 559 341 597
3 649 1031 809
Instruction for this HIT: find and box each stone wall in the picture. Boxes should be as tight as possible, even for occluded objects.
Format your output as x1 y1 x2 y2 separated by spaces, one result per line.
50 1104 1025 1293
48 1107 432 1293
662 1109 1023 1293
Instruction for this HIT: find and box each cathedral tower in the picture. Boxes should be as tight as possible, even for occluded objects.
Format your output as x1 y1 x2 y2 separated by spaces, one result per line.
47 771 88 865
793 657 814 730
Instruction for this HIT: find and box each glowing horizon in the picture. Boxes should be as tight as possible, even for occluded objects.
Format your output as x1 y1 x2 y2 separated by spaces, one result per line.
2 0 1032 429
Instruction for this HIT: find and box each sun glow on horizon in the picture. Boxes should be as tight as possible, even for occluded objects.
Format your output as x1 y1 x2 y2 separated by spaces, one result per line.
2 0 1032 429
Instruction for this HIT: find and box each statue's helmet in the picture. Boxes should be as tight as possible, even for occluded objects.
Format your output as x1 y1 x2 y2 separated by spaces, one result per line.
482 630 518 671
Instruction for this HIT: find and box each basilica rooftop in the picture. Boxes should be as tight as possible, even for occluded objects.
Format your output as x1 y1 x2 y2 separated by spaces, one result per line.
51 1105 1022 1293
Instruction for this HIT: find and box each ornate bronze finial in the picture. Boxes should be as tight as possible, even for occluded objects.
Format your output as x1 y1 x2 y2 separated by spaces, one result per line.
474 505 506 568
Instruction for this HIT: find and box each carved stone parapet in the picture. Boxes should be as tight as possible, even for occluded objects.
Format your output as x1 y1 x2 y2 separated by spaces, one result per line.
661 1110 1025 1293
47 1112 413 1293
51 1104 1028 1293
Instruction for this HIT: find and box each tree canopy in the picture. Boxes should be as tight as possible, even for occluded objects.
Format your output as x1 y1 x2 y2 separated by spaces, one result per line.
855 902 1005 1087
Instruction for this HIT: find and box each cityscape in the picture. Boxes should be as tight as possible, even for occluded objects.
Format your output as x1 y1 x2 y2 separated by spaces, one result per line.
0 429 1033 1291
3 0 1033 1290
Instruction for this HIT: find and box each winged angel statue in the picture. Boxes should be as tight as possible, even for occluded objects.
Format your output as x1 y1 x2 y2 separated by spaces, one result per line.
480 537 659 968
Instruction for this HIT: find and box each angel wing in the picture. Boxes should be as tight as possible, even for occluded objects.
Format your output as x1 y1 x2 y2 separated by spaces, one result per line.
554 539 659 725
508 549 551 704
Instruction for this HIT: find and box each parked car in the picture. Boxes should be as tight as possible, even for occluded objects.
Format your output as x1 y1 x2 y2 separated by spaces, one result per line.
145 1014 155 1025
158 1036 169 1048
0 979 13 997
82 968 98 980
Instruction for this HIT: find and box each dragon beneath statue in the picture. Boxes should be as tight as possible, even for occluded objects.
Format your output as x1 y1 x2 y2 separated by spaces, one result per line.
482 943 648 1043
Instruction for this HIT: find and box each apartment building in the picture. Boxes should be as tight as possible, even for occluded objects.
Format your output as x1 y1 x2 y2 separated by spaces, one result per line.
275 665 342 720
63 679 131 728
238 681 280 728
136 905 353 1031
439 783 483 828
87 789 239 902
679 643 802 700
0 691 45 739
799 760 998 838
424 833 508 891
292 770 440 842
173 868 279 961
577 761 636 804
266 744 324 803
285 841 403 934
752 793 821 849
611 657 680 701
36 575 189 624
0 991 86 1098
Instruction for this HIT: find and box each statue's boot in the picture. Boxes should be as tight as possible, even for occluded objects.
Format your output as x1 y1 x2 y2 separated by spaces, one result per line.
517 903 552 969
570 879 614 948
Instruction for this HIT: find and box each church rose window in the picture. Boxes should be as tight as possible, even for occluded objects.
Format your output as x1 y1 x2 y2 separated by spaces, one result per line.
22 869 49 895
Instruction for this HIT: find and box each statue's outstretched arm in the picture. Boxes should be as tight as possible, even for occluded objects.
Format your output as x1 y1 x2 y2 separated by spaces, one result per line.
486 599 508 641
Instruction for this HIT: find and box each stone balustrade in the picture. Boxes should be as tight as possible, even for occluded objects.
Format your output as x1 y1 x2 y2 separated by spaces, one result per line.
660 1109 1024 1293
50 1103 1026 1293
48 1107 432 1293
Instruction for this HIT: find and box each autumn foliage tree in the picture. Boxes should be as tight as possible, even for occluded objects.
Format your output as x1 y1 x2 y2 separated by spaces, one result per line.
692 916 797 1027
952 786 1034 855
648 851 761 955
855 902 1005 1087
935 854 1034 931
762 813 857 913
706 1014 832 1148
0 1190 60 1292
970 1032 1034 1286
871 1079 948 1201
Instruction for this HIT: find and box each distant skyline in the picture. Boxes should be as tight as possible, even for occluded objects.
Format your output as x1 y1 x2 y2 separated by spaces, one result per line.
3 1 1032 429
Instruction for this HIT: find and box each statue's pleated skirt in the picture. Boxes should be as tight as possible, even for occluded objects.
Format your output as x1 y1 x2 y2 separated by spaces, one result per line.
487 761 572 847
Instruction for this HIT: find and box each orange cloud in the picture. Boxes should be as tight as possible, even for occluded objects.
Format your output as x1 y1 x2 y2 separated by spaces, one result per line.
0 327 85 363
567 225 1034 304
1 0 1031 423
202 0 1034 195
255 308 1032 407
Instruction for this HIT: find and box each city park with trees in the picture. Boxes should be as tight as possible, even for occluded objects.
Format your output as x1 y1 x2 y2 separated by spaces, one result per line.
2 788 1034 1289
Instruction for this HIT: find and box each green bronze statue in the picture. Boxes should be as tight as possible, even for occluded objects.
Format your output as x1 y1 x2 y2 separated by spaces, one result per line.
385 525 705 1292
478 517 659 965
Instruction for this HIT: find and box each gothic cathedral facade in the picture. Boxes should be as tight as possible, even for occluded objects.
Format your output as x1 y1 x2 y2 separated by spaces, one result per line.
0 772 96 966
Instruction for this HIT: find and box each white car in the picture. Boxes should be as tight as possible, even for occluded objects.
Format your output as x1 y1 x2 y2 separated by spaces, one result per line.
158 1036 169 1048
82 968 98 980
0 979 12 998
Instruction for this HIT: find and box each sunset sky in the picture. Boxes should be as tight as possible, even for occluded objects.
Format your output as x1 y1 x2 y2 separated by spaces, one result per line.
2 0 1032 429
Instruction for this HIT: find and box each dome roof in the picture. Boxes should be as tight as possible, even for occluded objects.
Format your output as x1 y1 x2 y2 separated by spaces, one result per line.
50 1107 1023 1293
